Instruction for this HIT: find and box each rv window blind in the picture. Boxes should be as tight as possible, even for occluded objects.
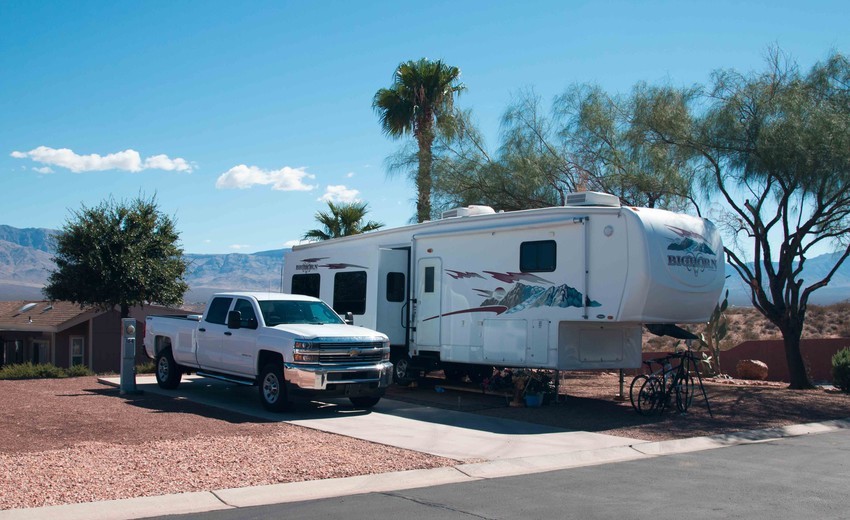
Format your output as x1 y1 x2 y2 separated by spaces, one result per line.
520 240 556 272
386 272 405 302
292 273 321 298
333 271 367 315
424 266 435 293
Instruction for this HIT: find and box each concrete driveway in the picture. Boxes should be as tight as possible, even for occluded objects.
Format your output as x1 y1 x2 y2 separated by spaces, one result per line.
100 375 640 462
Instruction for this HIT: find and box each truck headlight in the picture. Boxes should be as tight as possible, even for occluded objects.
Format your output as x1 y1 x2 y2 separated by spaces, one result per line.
382 340 391 361
294 352 319 362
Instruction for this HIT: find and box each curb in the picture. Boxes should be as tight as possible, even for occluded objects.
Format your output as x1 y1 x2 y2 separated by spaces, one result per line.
1 418 847 520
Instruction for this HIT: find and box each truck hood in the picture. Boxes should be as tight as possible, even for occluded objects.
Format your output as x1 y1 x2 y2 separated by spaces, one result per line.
272 323 388 341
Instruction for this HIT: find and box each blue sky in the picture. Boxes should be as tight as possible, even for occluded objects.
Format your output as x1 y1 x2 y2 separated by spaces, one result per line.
1 0 847 254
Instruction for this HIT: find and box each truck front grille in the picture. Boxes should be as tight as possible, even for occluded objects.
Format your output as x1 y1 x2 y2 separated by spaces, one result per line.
315 342 385 365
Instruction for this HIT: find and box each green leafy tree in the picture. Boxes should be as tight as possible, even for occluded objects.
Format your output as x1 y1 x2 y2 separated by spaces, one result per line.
44 195 188 318
634 50 850 389
303 201 384 241
373 58 465 222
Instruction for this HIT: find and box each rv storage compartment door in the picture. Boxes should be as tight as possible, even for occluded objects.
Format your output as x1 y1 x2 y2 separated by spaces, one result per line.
483 319 527 364
557 323 642 369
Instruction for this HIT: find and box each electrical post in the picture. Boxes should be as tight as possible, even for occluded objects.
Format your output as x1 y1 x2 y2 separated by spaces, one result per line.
120 318 140 395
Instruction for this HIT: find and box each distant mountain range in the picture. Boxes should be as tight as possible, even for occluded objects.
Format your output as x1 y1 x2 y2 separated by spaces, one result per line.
0 225 285 303
0 225 848 306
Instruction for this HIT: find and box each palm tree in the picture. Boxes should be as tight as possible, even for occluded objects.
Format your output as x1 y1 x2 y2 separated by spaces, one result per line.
303 201 384 241
373 58 465 222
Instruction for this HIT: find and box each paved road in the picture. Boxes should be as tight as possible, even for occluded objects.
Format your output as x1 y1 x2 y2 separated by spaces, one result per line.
149 428 850 520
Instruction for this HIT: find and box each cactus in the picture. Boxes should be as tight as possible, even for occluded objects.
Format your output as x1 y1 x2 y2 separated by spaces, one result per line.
699 289 729 376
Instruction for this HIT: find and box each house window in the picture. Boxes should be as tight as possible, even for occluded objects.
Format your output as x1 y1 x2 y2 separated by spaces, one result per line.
333 271 367 315
70 337 84 366
386 272 405 302
292 273 321 298
520 240 557 272
32 340 49 365
205 297 233 325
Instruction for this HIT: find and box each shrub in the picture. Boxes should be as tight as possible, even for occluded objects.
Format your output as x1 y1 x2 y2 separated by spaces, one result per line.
832 348 850 393
66 364 94 377
136 361 156 374
0 362 67 380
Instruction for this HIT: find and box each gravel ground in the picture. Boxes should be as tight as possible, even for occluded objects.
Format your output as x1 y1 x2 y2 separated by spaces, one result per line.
2 373 848 511
0 377 455 510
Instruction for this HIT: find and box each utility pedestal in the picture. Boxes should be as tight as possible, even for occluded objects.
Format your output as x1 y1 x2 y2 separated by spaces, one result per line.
120 318 141 395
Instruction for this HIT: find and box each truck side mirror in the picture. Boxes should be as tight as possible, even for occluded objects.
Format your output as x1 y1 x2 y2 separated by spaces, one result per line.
227 310 242 329
345 311 354 325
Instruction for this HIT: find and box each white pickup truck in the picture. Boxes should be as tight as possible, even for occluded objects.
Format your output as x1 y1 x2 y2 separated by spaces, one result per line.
143 291 393 412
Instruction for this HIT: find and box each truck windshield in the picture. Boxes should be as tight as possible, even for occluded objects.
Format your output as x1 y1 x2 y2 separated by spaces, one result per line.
258 300 345 326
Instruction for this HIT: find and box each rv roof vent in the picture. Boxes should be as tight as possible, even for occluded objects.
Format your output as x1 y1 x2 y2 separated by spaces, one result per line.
440 205 496 219
565 191 621 207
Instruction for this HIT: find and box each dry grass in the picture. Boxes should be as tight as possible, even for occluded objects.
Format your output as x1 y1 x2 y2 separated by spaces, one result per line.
643 301 850 352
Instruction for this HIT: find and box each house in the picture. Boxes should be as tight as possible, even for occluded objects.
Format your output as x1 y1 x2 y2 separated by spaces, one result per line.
0 301 193 373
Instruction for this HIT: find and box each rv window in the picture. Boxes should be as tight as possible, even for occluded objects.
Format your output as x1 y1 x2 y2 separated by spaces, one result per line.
292 273 321 298
520 240 556 272
386 272 405 302
333 271 367 315
424 266 435 293
205 297 233 325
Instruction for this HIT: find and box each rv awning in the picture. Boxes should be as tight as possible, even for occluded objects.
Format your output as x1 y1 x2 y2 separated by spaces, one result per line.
645 323 699 340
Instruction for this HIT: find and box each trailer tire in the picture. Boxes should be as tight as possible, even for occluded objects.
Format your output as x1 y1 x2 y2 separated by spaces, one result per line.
393 355 415 386
349 396 381 408
155 349 182 390
259 363 291 412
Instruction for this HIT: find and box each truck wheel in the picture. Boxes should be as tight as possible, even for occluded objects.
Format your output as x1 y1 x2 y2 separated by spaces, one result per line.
393 355 415 386
349 396 381 408
155 349 181 389
259 363 291 412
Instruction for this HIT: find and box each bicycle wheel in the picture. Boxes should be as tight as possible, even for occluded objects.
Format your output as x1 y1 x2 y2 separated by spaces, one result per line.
636 376 664 416
674 372 695 413
629 374 649 411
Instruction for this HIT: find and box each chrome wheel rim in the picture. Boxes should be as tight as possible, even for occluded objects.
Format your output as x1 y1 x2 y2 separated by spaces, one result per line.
263 373 279 403
157 356 169 381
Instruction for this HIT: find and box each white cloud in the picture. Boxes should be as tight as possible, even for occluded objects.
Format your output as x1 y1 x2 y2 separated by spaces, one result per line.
346 172 355 178
10 146 194 173
229 244 251 250
215 164 316 191
33 166 54 174
319 185 360 203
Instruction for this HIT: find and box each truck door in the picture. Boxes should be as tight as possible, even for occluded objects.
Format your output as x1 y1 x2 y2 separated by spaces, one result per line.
223 298 259 376
195 296 232 370
376 248 409 347
415 257 442 347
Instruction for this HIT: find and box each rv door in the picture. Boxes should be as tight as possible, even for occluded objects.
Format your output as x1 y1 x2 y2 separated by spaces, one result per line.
376 248 409 346
415 257 442 347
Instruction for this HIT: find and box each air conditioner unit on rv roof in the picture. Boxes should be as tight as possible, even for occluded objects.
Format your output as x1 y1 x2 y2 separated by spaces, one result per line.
565 191 621 207
440 205 496 219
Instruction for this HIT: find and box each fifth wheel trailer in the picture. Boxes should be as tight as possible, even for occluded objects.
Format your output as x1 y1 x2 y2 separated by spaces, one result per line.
282 192 725 383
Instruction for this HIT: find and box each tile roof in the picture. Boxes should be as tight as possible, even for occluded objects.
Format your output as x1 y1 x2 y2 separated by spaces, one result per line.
0 300 100 331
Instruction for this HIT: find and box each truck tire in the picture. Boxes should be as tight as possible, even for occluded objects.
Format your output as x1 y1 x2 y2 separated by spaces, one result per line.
259 363 291 412
155 349 181 389
393 354 415 386
349 396 381 408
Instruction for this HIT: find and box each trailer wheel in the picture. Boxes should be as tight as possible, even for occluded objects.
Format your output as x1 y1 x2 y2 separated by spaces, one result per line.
155 349 181 389
393 355 415 386
259 363 291 412
349 396 381 408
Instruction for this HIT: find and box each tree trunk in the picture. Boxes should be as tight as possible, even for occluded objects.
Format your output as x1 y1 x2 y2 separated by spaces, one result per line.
415 126 435 223
783 330 814 389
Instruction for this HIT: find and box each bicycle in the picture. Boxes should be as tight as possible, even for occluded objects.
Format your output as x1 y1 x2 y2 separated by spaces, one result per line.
631 350 703 416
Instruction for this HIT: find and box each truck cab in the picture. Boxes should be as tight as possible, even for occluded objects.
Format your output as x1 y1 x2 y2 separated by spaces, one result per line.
144 292 393 411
